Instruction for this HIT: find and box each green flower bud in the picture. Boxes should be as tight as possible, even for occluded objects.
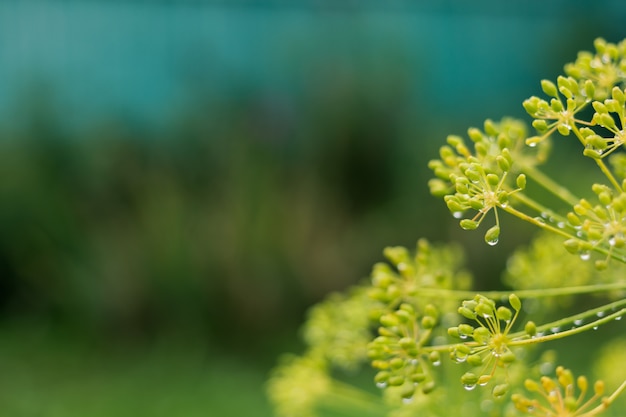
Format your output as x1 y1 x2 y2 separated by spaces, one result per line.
467 354 483 367
458 306 476 320
500 350 516 364
388 376 405 386
516 173 526 189
467 127 483 142
460 219 479 230
611 86 625 103
550 98 564 112
461 372 479 386
541 80 558 97
496 155 510 172
473 327 490 344
524 379 540 392
566 212 581 226
496 306 512 322
524 321 537 337
592 101 608 113
492 383 509 398
448 327 460 338
594 380 605 396
421 315 436 329
585 80 595 98
486 173 500 186
458 324 474 337
475 302 494 318
380 314 399 327
429 351 441 365
390 358 404 370
421 380 436 394
375 371 391 383
411 372 426 383
509 294 522 311
399 337 415 349
484 225 500 246
557 123 572 136
531 119 549 131
523 97 539 114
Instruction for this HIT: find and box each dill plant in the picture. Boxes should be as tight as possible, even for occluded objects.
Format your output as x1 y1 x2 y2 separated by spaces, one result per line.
268 38 626 417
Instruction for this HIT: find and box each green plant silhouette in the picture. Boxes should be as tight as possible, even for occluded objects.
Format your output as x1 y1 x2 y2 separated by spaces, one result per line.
268 38 626 417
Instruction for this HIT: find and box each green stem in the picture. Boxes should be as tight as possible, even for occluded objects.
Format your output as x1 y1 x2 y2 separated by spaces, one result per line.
506 192 573 231
587 379 626 415
503 204 626 263
521 164 580 206
501 205 575 240
571 124 622 191
321 380 389 416
511 305 626 347
424 298 626 353
413 282 626 300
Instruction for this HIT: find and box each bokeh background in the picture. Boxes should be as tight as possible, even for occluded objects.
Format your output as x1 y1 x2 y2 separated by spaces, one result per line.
0 1 625 416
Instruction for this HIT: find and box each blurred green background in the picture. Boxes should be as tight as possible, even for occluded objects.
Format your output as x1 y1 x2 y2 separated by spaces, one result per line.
0 1 625 415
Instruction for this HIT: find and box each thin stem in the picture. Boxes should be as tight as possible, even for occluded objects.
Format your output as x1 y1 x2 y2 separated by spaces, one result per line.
511 307 626 347
571 124 622 191
521 164 581 207
413 282 626 300
322 380 389 416
507 191 571 226
501 205 575 239
503 204 626 263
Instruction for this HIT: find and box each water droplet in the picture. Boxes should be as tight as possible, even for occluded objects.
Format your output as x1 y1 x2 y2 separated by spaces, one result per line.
528 142 537 148
459 334 468 340
479 380 489 387
540 212 549 219
486 237 499 246
376 382 388 389
574 319 584 326
550 326 560 334
432 360 441 367
402 396 414 404
597 311 606 318
557 222 565 229
464 384 477 391
455 356 467 364
580 251 591 261
616 316 622 321
593 326 599 330
453 211 463 219
609 237 616 246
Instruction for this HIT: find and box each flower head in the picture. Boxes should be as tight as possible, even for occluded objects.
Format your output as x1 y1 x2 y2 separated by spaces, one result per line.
512 367 612 417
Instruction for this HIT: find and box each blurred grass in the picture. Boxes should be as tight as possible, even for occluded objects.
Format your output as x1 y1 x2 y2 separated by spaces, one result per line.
0 322 275 417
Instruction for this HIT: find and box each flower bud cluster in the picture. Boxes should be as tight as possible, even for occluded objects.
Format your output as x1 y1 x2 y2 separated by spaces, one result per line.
428 118 535 244
267 354 330 417
512 366 609 417
368 239 471 310
523 76 593 146
564 37 626 101
504 231 626 313
448 294 524 397
565 183 626 269
303 287 378 370
580 86 626 160
368 302 440 400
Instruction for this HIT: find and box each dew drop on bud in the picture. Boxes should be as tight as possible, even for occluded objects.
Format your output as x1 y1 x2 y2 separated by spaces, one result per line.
464 384 477 391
